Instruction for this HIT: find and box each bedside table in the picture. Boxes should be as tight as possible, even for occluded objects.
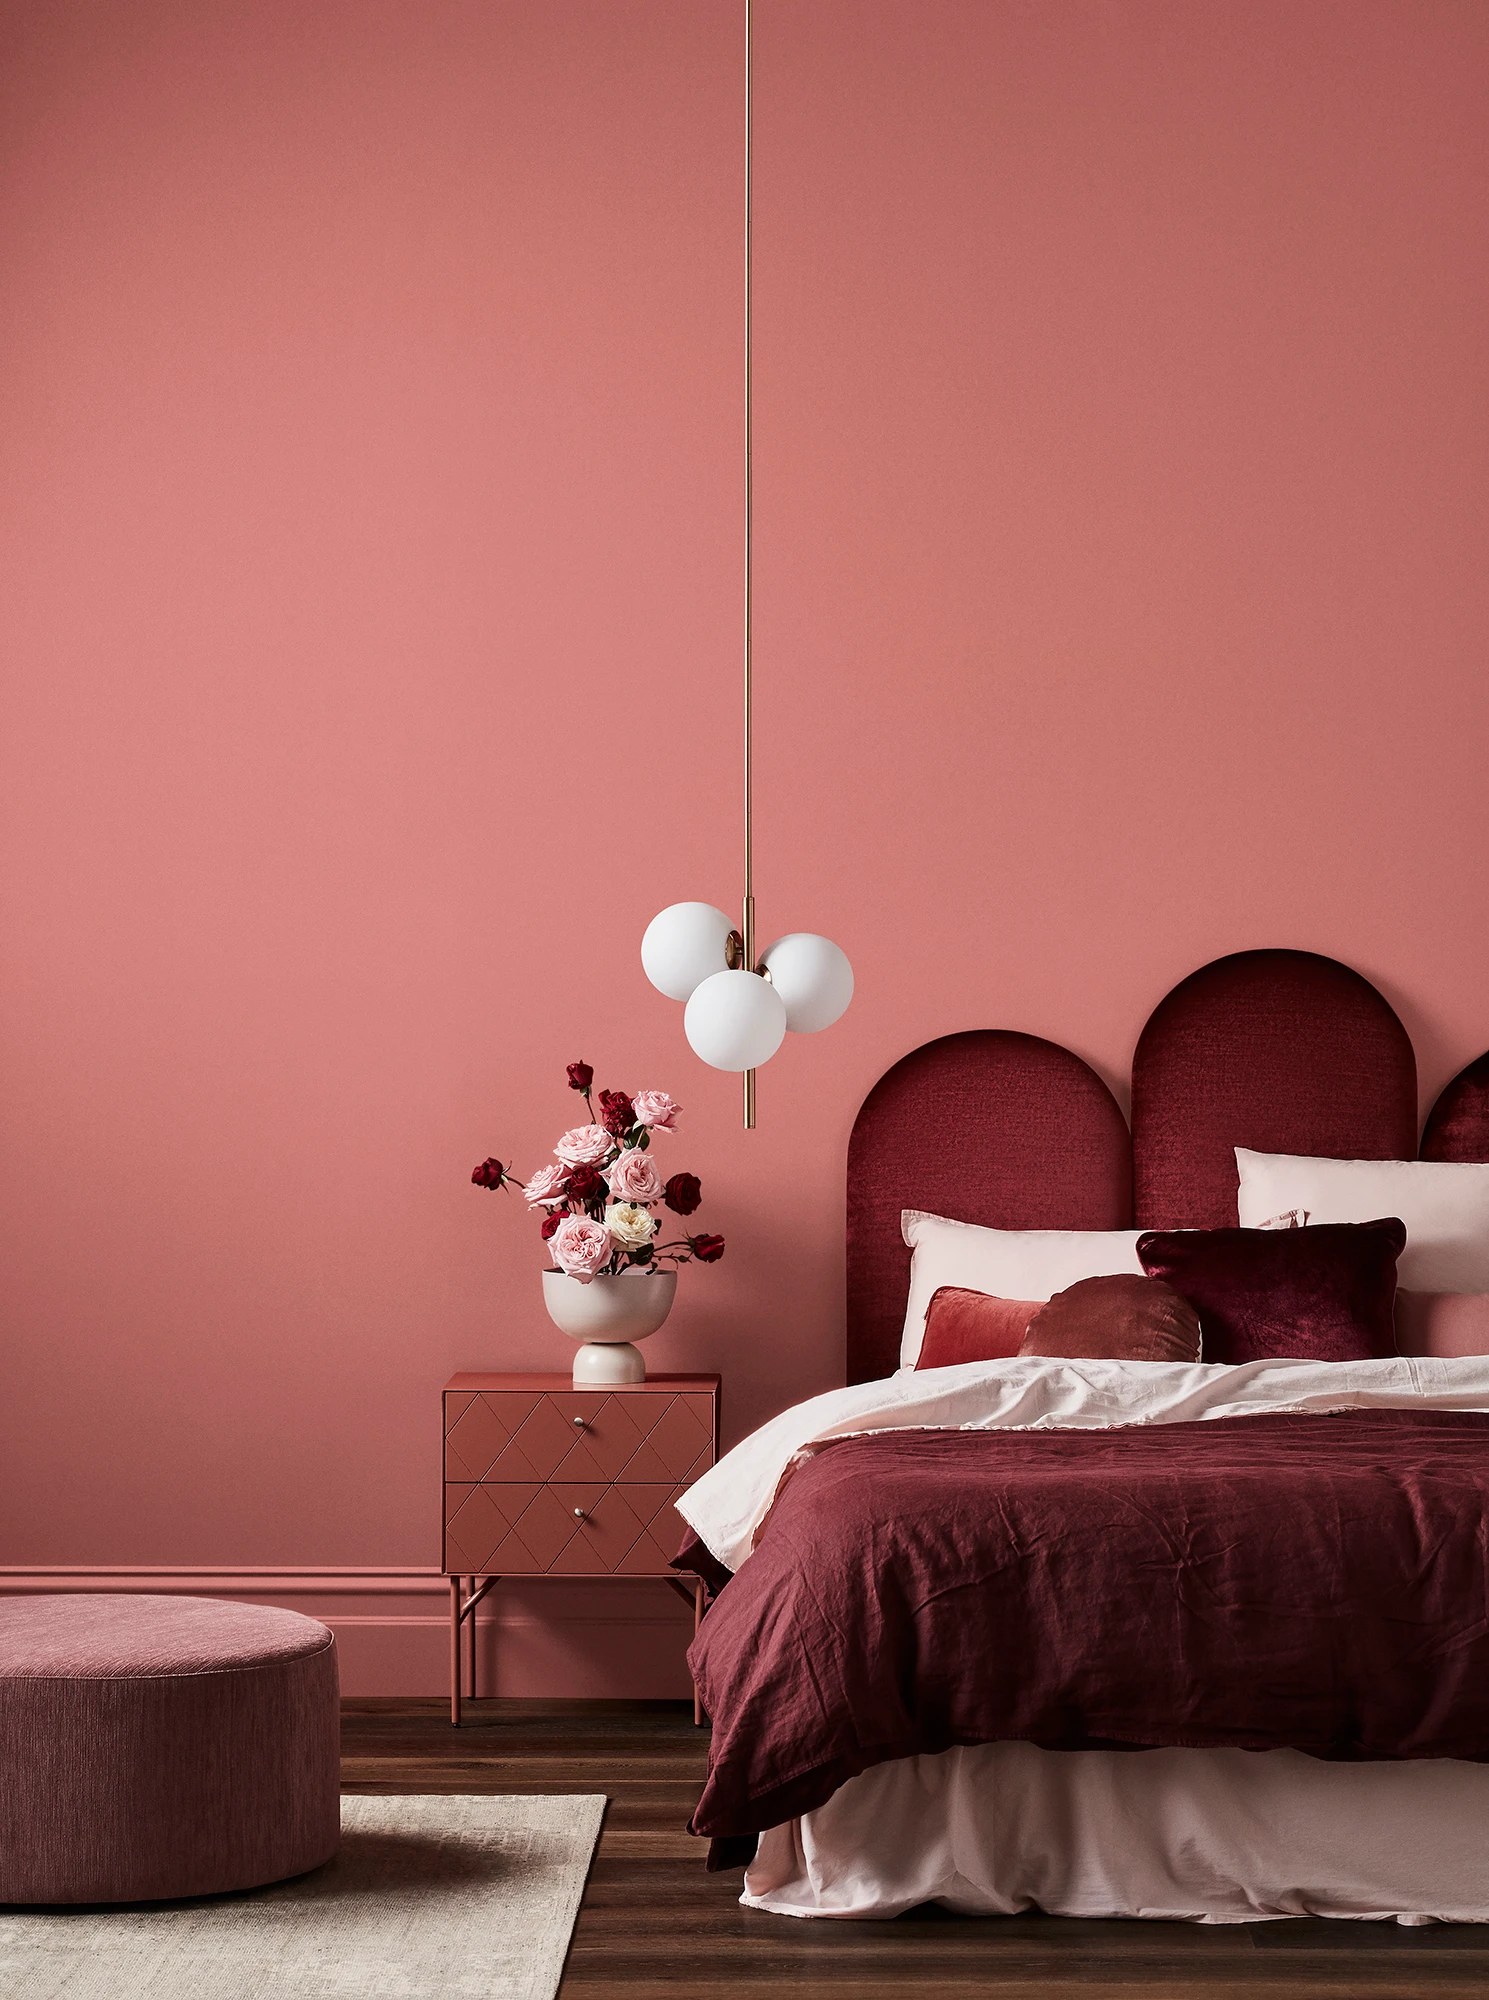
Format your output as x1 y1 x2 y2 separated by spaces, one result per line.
442 1371 720 1726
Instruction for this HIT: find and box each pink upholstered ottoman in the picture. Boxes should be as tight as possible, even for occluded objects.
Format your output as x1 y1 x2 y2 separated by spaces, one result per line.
0 1594 340 1904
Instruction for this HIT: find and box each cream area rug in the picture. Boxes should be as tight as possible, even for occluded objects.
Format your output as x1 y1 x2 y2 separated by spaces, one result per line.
0 1794 606 2000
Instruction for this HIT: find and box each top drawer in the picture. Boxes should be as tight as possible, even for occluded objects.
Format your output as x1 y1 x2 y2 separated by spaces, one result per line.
444 1388 715 1485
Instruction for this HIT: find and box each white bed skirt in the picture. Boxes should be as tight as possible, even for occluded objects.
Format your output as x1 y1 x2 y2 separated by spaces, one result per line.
743 1741 1489 1923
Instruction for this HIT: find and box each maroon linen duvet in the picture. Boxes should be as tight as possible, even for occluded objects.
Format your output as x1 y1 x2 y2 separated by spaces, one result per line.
677 1411 1489 1845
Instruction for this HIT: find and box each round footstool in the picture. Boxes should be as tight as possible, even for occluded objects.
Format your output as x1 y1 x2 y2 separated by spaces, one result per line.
0 1594 340 1904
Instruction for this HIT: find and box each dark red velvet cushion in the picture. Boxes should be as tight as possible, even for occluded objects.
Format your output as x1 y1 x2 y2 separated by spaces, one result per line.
1020 1273 1201 1363
1137 1218 1406 1364
915 1287 1040 1369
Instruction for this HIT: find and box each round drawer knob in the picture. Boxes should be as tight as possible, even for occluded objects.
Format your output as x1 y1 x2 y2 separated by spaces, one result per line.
573 1507 586 1520
572 1417 586 1428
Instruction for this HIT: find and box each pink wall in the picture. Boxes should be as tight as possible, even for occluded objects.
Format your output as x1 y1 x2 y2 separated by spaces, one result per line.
4 0 1487 1693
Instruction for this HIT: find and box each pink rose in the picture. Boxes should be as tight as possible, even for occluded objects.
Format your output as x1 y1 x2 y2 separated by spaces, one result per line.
604 1148 665 1204
554 1124 615 1167
522 1163 570 1208
632 1090 681 1132
549 1213 612 1282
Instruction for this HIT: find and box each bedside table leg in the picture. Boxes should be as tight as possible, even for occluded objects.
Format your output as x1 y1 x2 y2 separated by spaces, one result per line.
693 1577 704 1727
465 1575 478 1702
449 1575 462 1728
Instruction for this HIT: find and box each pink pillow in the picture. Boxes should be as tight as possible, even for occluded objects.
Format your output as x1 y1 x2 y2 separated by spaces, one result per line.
915 1287 1040 1369
1395 1290 1489 1358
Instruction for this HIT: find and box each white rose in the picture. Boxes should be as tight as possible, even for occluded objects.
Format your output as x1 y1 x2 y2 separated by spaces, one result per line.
606 1202 656 1250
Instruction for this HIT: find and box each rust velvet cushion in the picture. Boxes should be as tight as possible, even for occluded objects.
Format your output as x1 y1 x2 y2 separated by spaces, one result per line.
1019 1273 1202 1363
915 1286 1040 1368
0 1594 340 1904
1137 1218 1406 1365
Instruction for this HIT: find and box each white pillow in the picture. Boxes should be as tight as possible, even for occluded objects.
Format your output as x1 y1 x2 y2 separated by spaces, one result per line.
899 1211 1145 1368
1235 1149 1489 1291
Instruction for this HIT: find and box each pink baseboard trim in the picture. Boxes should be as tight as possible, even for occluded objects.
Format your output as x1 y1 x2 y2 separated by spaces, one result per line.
0 1566 441 1595
0 1567 695 1698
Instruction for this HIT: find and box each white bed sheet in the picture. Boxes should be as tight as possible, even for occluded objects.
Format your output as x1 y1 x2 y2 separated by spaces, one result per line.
745 1742 1489 1924
679 1352 1489 1572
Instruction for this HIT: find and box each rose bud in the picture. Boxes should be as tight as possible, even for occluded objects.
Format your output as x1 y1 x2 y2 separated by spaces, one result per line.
664 1173 702 1216
565 1163 604 1201
471 1158 507 1190
598 1089 635 1138
691 1234 725 1263
540 1211 564 1241
567 1062 594 1093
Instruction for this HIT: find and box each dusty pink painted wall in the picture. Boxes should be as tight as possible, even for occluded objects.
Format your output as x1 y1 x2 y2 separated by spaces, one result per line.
3 0 1487 1692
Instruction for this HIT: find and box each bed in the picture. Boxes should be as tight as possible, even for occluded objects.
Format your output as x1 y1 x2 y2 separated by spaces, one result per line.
673 948 1489 1923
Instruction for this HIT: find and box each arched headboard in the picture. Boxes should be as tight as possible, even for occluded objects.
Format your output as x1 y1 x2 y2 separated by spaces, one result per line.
1422 1053 1489 1162
845 950 1456 1384
845 1031 1131 1384
1131 950 1417 1228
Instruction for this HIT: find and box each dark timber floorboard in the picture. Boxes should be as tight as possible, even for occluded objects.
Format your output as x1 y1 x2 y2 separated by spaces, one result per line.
341 1698 1489 1996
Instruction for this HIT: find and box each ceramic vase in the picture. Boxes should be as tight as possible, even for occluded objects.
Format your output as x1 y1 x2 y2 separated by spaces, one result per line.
541 1269 677 1385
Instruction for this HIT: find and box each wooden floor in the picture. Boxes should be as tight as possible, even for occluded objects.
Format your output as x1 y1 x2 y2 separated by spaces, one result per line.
342 1698 1489 1997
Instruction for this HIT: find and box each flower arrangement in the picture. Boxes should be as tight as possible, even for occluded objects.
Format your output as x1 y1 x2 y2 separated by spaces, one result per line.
471 1062 724 1283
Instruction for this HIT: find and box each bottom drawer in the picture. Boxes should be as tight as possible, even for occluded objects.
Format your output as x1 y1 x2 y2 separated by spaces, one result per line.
444 1481 689 1576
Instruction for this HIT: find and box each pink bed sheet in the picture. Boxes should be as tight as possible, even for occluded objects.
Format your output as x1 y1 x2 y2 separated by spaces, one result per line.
744 1741 1489 1923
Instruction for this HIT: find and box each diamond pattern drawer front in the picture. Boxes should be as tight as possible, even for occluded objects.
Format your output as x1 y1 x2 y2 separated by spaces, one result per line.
444 1389 714 1486
443 1372 719 1725
444 1480 692 1577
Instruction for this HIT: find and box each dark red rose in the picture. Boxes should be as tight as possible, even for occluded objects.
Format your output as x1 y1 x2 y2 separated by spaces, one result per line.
691 1234 725 1263
540 1210 563 1240
565 1163 603 1201
664 1173 702 1216
471 1158 506 1190
598 1089 635 1138
567 1062 594 1093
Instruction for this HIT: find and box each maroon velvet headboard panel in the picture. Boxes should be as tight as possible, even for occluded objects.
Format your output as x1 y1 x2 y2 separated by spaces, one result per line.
1422 1053 1489 1162
846 1030 1132 1385
1131 950 1417 1229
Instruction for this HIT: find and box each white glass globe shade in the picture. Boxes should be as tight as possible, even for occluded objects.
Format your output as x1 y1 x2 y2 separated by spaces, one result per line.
641 902 734 1002
684 970 787 1071
760 933 854 1033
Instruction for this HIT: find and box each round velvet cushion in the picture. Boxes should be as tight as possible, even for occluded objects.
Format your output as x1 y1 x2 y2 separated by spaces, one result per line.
0 1594 340 1905
1019 1273 1201 1363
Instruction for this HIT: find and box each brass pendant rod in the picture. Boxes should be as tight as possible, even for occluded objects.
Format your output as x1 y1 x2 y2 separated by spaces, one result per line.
742 0 756 1130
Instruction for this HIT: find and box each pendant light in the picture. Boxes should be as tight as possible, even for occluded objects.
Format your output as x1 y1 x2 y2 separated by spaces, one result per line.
641 0 853 1128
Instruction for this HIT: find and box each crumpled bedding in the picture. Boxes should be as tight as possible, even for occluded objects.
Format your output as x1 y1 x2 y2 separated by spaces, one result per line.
673 1357 1489 1844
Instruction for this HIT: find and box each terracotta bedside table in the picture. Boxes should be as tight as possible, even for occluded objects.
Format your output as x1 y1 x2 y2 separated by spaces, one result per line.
441 1372 720 1726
